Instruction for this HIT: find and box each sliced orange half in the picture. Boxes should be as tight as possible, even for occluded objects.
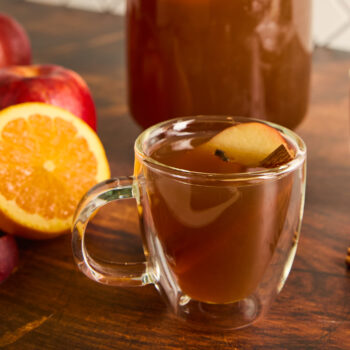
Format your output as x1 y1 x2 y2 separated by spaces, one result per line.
0 102 110 239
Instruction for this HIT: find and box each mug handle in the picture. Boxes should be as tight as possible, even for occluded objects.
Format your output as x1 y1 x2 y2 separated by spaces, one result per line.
72 177 152 287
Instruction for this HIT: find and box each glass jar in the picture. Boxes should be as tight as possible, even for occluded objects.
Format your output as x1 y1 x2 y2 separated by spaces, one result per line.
127 0 312 130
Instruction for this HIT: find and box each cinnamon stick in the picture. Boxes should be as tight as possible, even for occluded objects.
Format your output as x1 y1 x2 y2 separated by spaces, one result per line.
260 144 294 168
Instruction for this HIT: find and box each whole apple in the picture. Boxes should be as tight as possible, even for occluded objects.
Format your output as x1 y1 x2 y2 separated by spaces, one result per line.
0 64 97 130
0 233 19 283
0 13 31 67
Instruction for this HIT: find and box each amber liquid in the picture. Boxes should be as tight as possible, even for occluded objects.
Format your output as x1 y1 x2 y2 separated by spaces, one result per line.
141 133 295 303
127 0 311 129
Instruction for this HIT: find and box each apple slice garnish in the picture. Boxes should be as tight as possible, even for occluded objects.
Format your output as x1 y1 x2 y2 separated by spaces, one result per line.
199 122 294 167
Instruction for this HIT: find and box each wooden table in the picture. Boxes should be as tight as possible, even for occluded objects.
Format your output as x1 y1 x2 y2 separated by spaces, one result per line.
1 1 349 349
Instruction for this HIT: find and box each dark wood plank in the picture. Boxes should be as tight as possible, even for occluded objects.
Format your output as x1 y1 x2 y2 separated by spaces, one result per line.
0 1 349 349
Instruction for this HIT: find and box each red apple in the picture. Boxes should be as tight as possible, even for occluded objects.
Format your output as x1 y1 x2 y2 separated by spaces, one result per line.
0 233 19 283
0 64 97 130
0 13 31 67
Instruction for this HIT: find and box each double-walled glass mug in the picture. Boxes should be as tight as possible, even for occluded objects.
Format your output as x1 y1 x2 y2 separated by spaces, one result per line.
72 116 306 330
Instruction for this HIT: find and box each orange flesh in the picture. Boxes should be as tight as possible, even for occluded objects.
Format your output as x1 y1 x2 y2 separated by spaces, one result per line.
0 113 97 220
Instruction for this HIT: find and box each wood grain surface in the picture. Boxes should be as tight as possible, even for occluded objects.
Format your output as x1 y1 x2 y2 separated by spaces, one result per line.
0 1 349 349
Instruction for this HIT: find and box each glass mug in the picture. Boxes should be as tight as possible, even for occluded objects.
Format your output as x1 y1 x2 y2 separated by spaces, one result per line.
127 0 312 130
72 116 306 330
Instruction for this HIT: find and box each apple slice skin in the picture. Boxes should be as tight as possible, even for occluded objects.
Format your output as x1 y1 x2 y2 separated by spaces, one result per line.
200 122 289 167
0 234 19 283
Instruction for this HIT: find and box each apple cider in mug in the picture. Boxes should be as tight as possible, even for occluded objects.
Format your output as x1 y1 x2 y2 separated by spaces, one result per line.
135 121 302 304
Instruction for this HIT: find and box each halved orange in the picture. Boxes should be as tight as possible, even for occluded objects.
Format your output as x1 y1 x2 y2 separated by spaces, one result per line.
0 102 110 239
